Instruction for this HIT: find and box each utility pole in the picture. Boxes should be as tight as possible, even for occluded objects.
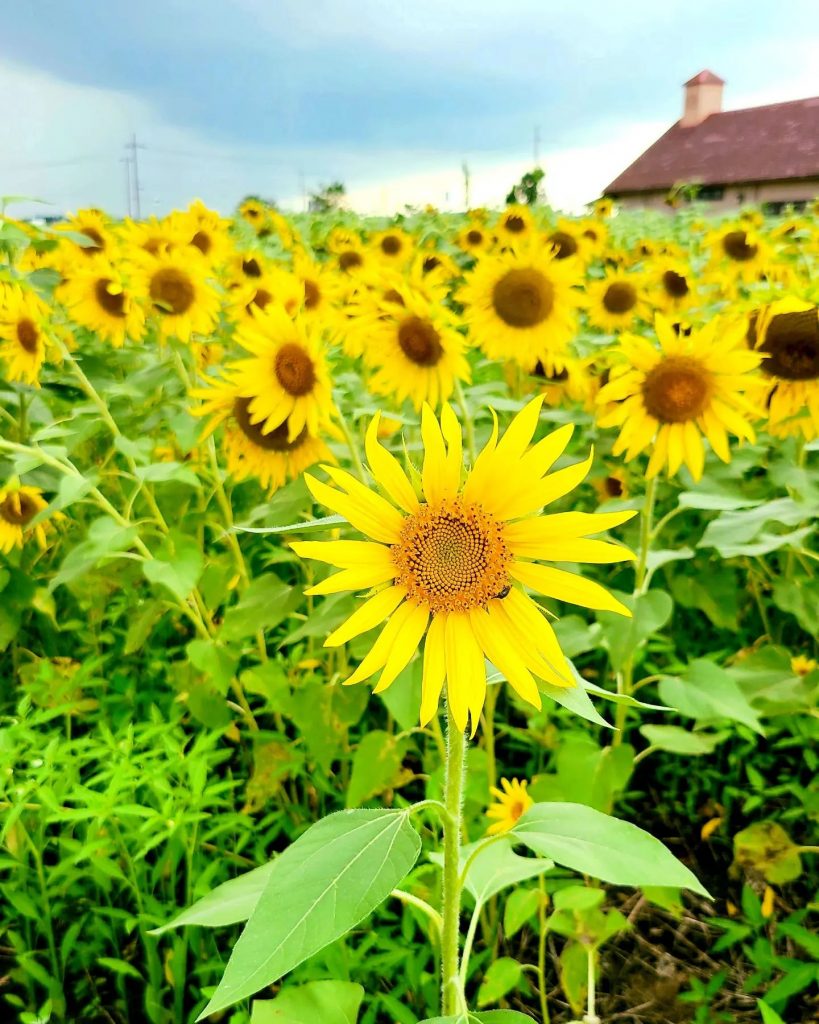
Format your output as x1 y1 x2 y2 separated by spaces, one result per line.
125 134 145 218
533 125 541 165
462 160 471 210
121 156 132 218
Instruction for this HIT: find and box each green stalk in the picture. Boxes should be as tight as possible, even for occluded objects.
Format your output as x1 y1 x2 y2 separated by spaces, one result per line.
441 700 467 1016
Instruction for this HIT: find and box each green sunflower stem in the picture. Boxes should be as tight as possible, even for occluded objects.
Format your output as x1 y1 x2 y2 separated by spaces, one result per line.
337 407 367 483
613 474 657 743
441 699 467 1016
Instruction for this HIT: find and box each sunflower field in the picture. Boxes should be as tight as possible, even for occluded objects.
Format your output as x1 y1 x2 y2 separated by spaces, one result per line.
0 196 817 1024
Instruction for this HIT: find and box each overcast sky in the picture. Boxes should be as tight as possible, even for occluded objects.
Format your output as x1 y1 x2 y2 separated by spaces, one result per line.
4 0 819 219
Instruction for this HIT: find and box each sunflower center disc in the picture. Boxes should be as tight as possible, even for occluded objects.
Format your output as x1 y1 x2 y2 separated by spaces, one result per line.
191 231 212 255
505 215 526 234
303 279 321 309
242 257 262 278
94 279 127 317
722 230 758 262
381 235 402 255
467 229 483 244
339 251 362 271
0 492 37 526
397 316 444 367
761 309 819 380
662 270 689 298
392 499 510 613
16 319 40 353
603 281 637 314
549 231 578 259
642 356 710 423
150 267 195 314
274 342 317 396
232 397 307 451
492 268 554 328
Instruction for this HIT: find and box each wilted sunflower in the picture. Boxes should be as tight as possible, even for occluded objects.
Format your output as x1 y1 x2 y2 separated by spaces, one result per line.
0 287 52 384
486 778 533 835
370 227 413 266
230 305 334 440
192 375 333 491
58 258 145 346
749 298 819 440
292 397 634 733
347 282 470 408
131 250 220 342
597 315 761 479
588 268 648 333
460 244 581 372
0 483 49 553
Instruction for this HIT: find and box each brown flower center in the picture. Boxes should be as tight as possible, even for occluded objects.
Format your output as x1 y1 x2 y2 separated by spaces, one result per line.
604 475 624 498
504 215 526 234
549 231 578 259
422 255 441 273
642 356 710 423
274 342 316 396
398 316 444 367
339 251 362 271
232 397 308 451
602 281 637 315
16 319 40 353
242 257 262 278
392 499 510 613
662 270 689 298
492 268 554 328
466 229 483 245
150 267 195 315
191 230 212 255
383 288 405 306
303 278 321 309
94 279 126 317
380 234 402 255
760 309 819 381
722 230 758 262
79 227 105 253
248 288 273 312
0 491 38 526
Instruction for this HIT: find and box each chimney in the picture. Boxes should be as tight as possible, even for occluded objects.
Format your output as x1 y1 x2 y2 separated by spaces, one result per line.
681 70 724 127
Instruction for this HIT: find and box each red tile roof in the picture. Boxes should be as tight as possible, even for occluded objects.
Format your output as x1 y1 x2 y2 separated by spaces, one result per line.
605 96 819 195
684 70 724 86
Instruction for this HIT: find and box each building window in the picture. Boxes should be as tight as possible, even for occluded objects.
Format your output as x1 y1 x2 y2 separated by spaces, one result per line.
763 200 807 216
696 185 725 201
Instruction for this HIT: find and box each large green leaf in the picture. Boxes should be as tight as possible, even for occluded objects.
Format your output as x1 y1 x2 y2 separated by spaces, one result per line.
639 725 727 756
598 590 673 671
430 837 553 906
346 730 407 808
143 532 203 601
477 958 522 1008
658 660 764 735
512 802 709 896
251 981 364 1024
150 862 275 935
198 809 421 1019
219 575 300 642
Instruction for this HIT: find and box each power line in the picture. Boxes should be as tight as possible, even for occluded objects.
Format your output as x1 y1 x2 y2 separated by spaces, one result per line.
125 134 145 219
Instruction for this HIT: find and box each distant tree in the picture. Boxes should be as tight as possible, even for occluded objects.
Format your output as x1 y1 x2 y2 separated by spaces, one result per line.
309 182 347 213
506 167 546 206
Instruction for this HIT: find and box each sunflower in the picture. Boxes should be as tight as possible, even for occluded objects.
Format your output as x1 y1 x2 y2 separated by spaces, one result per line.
597 315 761 480
130 250 220 342
291 397 635 733
230 305 335 440
257 209 296 250
192 375 332 491
169 201 233 267
228 267 302 324
587 268 649 333
239 198 267 225
0 483 49 553
748 298 819 440
529 355 596 409
706 222 771 285
486 778 534 835
118 216 185 258
592 197 614 219
0 287 52 384
496 204 535 245
412 248 460 285
291 252 344 325
545 219 586 263
575 217 608 257
460 243 581 372
57 208 114 258
370 227 413 266
652 257 698 315
332 240 369 278
593 467 629 502
58 258 145 346
455 221 492 255
346 282 470 409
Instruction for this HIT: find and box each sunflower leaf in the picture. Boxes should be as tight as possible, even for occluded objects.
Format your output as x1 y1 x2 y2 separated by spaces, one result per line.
234 514 346 534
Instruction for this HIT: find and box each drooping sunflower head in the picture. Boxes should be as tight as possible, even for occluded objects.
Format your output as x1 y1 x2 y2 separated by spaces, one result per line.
460 243 581 370
0 483 49 554
0 287 52 385
57 258 145 346
486 778 534 835
597 314 762 479
292 397 635 733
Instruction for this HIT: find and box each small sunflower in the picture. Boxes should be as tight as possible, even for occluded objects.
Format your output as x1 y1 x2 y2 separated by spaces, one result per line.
455 221 492 255
706 223 771 284
169 200 233 267
347 282 470 409
412 248 460 286
131 250 220 342
791 654 817 677
749 298 819 440
545 219 586 263
370 227 413 266
652 257 698 315
460 243 581 372
529 355 596 410
239 198 267 225
575 217 608 256
228 268 302 324
291 252 344 325
587 268 649 333
0 483 49 553
496 205 536 245
592 197 614 219
593 467 629 502
291 397 635 733
57 208 114 258
486 778 534 835
196 377 332 490
0 287 52 384
230 305 335 440
118 216 185 258
597 315 761 480
58 258 145 346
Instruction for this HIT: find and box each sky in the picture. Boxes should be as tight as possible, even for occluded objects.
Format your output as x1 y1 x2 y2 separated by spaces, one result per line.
4 0 819 219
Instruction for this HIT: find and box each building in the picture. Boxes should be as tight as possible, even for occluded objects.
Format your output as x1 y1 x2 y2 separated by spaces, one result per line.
605 71 819 213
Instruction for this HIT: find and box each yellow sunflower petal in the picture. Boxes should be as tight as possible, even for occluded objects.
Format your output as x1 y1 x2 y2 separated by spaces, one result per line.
304 563 397 596
421 403 448 504
291 539 393 569
469 607 542 709
325 585 407 647
365 413 419 514
420 613 447 726
509 561 631 616
304 473 402 544
345 601 417 685
373 602 429 693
